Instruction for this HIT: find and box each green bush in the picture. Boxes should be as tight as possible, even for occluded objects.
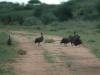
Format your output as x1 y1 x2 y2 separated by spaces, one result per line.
23 17 43 25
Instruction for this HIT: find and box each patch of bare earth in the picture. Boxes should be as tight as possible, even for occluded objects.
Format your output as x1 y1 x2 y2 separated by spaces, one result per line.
11 31 72 75
11 31 100 75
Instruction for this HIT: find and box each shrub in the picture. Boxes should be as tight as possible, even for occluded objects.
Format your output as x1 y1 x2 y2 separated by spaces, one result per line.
23 17 43 25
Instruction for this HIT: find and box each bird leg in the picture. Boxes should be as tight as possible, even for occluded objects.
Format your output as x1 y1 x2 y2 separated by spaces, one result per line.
38 43 40 46
64 43 67 47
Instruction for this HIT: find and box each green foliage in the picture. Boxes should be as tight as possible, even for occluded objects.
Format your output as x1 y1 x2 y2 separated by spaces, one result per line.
0 32 17 62
96 23 100 29
23 17 43 25
0 0 100 25
0 0 100 59
0 32 18 75
87 39 96 43
0 46 16 62
0 64 15 75
33 6 43 17
70 0 100 20
41 12 58 24
0 32 8 45
92 48 100 58
54 3 73 21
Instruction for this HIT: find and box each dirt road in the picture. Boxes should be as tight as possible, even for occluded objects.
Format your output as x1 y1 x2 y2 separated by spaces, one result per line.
11 31 100 75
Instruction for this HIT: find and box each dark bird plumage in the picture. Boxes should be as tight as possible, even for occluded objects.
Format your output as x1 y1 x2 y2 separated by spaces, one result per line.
60 37 70 46
70 32 82 46
73 39 82 46
35 32 44 46
68 35 74 46
7 34 12 45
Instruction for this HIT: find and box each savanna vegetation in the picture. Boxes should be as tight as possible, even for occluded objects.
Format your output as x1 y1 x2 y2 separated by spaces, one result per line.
0 32 19 75
0 0 100 74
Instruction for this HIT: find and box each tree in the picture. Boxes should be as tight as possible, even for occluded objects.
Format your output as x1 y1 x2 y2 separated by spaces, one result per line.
41 12 58 24
33 5 43 17
28 0 41 5
1 16 12 25
17 16 24 25
54 3 73 21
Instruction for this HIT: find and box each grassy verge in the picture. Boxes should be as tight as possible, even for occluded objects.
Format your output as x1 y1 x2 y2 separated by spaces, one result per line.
0 32 18 75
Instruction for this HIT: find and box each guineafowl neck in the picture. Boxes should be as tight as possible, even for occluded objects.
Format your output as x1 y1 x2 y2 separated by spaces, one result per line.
41 35 44 38
41 35 44 40
41 34 43 37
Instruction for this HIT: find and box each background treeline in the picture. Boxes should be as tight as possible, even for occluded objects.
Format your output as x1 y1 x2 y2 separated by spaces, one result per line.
0 0 100 25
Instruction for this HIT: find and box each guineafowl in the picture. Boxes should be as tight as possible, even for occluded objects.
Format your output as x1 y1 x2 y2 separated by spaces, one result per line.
73 39 82 46
35 32 44 46
60 37 70 46
68 35 74 46
7 34 12 45
68 32 77 46
71 32 82 46
73 32 80 40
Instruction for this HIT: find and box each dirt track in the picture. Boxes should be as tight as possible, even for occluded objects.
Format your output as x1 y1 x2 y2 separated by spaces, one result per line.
11 31 100 75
